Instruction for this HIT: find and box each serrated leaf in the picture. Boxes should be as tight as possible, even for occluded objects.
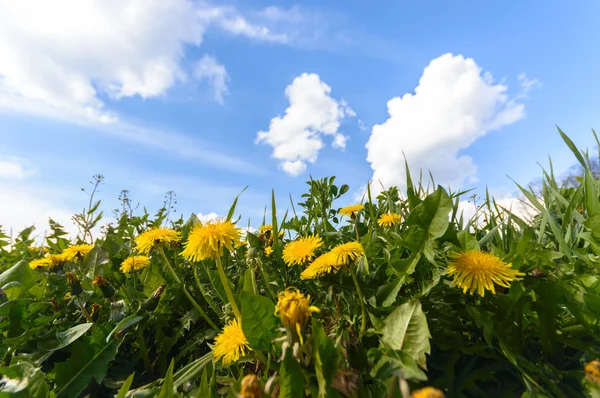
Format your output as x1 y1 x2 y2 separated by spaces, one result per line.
240 290 278 350
54 327 121 397
380 300 430 368
44 322 93 352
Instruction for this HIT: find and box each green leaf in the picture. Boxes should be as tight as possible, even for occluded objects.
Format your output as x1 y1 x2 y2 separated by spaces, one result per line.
240 290 278 350
271 189 279 253
376 279 403 307
116 373 135 398
279 346 305 398
585 170 600 216
142 262 166 297
173 352 213 391
54 327 121 397
226 186 248 222
44 322 93 352
107 315 144 343
558 126 588 170
0 260 39 299
312 318 338 397
82 244 109 280
158 359 175 398
242 268 254 293
0 361 50 397
380 300 431 368
408 186 453 240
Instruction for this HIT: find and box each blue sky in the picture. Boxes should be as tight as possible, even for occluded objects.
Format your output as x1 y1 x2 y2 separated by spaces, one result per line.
1 0 600 236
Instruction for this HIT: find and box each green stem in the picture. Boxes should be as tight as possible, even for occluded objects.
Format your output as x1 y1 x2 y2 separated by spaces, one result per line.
158 246 219 331
259 267 276 300
250 266 258 295
349 265 367 337
214 255 242 320
193 264 222 317
76 297 94 323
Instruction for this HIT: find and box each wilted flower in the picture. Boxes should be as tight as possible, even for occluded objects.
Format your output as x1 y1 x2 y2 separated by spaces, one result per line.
62 244 93 262
412 387 445 398
92 275 115 298
339 204 364 218
135 227 181 254
140 284 166 314
586 360 600 385
240 374 262 398
213 319 251 366
120 255 150 273
275 288 319 343
66 272 83 295
181 220 241 261
109 300 127 322
377 213 401 227
90 303 101 322
447 250 524 297
282 235 323 267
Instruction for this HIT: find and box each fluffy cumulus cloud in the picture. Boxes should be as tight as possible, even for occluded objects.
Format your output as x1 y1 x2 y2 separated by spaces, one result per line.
193 55 229 104
0 156 35 179
256 73 354 176
0 0 291 123
366 53 531 192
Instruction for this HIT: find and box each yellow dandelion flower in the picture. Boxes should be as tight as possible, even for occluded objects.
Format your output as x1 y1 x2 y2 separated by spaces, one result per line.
212 319 251 366
377 213 401 227
181 220 241 261
62 244 93 262
412 387 445 398
63 292 72 300
282 235 323 267
586 360 600 385
240 374 262 398
329 242 364 266
339 204 364 217
29 257 53 270
259 224 272 233
120 255 151 273
447 250 524 297
264 246 273 256
300 252 340 280
275 288 319 343
135 228 181 254
48 253 67 270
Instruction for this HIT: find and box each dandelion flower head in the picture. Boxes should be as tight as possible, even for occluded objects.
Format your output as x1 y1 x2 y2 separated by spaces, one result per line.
586 360 600 385
329 242 364 267
447 250 524 297
412 387 445 398
275 288 320 338
62 244 93 262
135 228 181 254
120 255 151 273
264 246 273 256
212 319 250 366
339 204 364 218
29 257 53 270
181 220 241 261
282 235 323 267
300 252 339 280
378 213 401 227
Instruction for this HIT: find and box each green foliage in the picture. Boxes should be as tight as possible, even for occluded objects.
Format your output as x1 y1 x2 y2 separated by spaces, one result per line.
1 128 600 397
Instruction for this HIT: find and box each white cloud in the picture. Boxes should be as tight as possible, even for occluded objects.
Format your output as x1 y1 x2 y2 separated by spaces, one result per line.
366 53 531 193
256 73 354 176
0 0 290 124
197 212 220 224
193 55 229 104
0 157 34 179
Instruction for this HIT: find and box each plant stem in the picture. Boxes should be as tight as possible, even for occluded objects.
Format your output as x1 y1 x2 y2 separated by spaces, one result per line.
250 266 258 295
193 264 222 317
349 265 367 337
76 297 94 323
158 246 219 331
214 255 242 321
259 267 276 300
